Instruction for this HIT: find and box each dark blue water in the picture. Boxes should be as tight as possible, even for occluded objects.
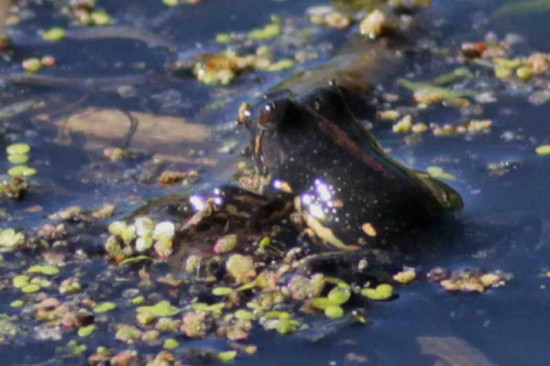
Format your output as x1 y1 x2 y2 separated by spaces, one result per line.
1 0 549 365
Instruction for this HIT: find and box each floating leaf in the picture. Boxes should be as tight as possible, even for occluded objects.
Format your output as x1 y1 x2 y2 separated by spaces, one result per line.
42 27 66 42
394 268 416 284
21 284 40 293
7 166 37 177
10 300 24 308
7 154 29 164
536 145 550 155
12 275 30 288
325 305 344 319
236 281 256 292
327 286 351 305
163 338 180 350
93 302 117 313
226 254 256 284
137 301 180 317
90 10 112 26
153 221 175 240
235 310 255 320
311 297 331 310
212 287 235 296
27 265 59 276
78 324 97 337
134 217 154 237
218 350 237 362
214 234 238 254
324 277 350 289
361 284 394 300
249 23 281 40
120 256 152 265
6 143 31 155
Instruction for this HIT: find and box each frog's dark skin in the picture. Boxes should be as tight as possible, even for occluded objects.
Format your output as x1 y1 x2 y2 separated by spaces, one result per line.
239 84 463 253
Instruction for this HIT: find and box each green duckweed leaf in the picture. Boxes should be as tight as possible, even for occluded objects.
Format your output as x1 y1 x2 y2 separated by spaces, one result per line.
212 287 235 296
137 301 180 317
163 338 180 350
27 265 59 276
361 284 394 300
218 350 237 362
78 324 97 337
93 302 117 313
327 286 351 305
6 143 30 155
325 305 344 319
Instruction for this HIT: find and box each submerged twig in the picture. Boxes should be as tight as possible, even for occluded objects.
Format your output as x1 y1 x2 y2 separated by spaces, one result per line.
64 26 177 51
0 73 151 92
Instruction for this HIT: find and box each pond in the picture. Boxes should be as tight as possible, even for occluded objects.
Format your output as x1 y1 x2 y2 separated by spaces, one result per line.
0 0 549 365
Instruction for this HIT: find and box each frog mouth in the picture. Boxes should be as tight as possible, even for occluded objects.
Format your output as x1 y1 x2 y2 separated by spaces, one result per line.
252 129 268 176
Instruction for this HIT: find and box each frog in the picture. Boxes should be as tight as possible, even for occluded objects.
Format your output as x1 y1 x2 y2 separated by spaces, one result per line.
163 82 462 277
232 82 463 255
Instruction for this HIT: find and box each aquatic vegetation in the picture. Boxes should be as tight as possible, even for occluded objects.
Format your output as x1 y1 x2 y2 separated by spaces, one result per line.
393 267 416 284
42 27 66 41
105 217 176 261
137 301 180 318
157 170 199 185
0 228 25 252
214 234 239 254
359 9 398 38
361 284 394 300
0 177 28 200
435 269 509 293
226 254 257 284
218 350 238 362
189 48 295 85
307 6 352 29
536 145 550 155
0 0 542 363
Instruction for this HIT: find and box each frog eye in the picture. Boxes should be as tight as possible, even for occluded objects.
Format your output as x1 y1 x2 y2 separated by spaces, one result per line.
258 102 276 129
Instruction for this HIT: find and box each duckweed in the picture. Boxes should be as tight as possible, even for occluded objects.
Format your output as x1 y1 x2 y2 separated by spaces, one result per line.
235 310 255 320
7 165 37 177
0 229 25 252
27 265 60 276
137 301 180 317
212 287 235 296
327 286 351 305
10 300 24 308
21 58 42 73
361 284 394 300
163 338 179 350
12 275 30 288
535 145 550 155
42 27 66 41
6 143 30 155
78 324 97 337
93 302 117 313
218 350 237 362
163 0 180 7
325 305 344 319
249 23 281 40
226 254 256 284
7 154 29 164
21 284 41 293
90 11 112 26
